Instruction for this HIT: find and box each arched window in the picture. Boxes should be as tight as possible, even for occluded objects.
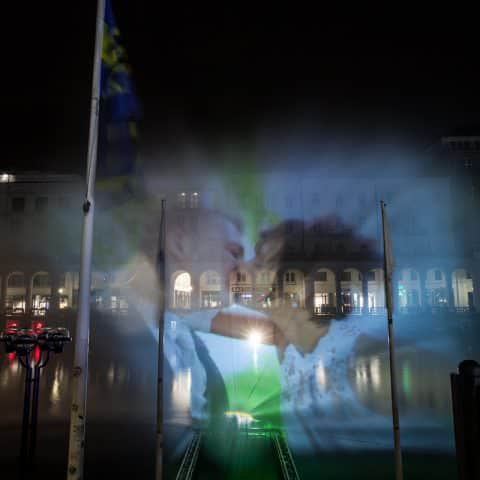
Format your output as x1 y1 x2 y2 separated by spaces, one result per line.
8 273 25 288
33 274 50 288
173 272 192 309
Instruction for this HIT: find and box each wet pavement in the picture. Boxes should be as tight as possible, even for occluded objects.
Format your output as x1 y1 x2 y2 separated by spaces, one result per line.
0 309 477 479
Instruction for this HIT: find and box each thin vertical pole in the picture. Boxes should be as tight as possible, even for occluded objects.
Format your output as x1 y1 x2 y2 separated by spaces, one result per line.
28 363 40 467
380 200 403 480
155 199 167 480
66 1 105 479
20 355 32 479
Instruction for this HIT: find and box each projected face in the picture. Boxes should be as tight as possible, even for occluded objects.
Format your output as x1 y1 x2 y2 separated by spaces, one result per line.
166 209 244 293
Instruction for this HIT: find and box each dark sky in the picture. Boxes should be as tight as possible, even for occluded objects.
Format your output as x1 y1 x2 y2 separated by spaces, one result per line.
2 3 479 173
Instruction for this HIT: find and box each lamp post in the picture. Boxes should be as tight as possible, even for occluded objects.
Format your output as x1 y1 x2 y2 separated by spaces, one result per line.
0 327 71 477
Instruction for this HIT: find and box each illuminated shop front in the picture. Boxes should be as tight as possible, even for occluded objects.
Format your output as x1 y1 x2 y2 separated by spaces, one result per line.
314 268 336 315
230 270 253 306
340 268 363 314
254 270 277 309
173 272 193 309
199 270 222 308
283 269 305 308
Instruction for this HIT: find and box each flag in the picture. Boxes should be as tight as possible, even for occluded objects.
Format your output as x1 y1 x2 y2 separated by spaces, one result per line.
97 0 141 200
94 0 145 273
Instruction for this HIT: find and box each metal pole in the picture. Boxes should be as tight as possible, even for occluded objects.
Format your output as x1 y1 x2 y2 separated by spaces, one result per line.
380 200 404 480
155 199 166 480
28 362 41 468
20 354 32 479
66 1 105 478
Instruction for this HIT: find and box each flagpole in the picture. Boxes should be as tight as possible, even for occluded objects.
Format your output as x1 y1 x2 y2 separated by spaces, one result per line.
380 200 404 480
155 198 167 480
66 1 105 478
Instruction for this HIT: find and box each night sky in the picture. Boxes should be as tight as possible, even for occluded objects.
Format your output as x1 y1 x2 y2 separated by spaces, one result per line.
3 3 479 173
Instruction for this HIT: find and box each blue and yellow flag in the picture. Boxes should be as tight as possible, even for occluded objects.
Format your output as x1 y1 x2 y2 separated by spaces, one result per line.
97 0 141 200
94 0 145 271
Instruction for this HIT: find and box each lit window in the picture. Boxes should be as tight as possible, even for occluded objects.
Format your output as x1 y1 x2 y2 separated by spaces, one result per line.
190 192 199 208
177 192 187 208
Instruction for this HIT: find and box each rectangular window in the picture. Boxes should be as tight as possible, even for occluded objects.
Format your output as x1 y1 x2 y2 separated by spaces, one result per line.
434 270 442 281
236 272 246 283
12 197 25 213
177 192 187 208
285 272 296 283
190 192 199 208
367 271 375 281
35 196 48 212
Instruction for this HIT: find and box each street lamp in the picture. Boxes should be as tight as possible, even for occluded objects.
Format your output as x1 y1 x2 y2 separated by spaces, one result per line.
0 327 71 475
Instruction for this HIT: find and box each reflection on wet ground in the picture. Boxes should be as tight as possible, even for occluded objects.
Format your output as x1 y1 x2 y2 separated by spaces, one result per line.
0 310 477 478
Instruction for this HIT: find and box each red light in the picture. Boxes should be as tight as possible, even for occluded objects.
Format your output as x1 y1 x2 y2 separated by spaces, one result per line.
7 352 16 361
33 346 41 363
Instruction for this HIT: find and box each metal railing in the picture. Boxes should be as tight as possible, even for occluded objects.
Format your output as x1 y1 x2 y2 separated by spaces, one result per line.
175 432 203 480
272 430 301 480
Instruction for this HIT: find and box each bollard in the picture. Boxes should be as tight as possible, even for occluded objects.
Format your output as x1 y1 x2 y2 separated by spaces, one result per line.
450 359 480 480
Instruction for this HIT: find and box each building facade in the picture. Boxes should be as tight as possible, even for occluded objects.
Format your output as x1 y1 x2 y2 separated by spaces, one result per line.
1 136 479 320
